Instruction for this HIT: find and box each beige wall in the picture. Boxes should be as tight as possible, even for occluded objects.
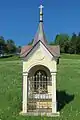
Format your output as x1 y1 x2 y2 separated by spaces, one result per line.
23 44 57 95
23 44 57 73
22 43 57 114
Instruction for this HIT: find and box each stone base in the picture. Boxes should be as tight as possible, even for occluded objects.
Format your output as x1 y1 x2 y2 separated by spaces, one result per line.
19 111 60 117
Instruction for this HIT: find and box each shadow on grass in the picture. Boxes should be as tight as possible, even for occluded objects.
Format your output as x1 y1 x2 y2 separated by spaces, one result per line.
56 90 74 111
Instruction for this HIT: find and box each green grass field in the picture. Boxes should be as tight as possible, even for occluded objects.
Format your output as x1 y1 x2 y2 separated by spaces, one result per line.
0 54 80 120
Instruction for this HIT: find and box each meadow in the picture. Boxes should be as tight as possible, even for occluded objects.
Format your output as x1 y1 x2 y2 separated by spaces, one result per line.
0 54 80 120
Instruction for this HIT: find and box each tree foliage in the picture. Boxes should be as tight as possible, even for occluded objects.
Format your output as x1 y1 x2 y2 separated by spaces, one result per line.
52 33 80 54
0 36 21 55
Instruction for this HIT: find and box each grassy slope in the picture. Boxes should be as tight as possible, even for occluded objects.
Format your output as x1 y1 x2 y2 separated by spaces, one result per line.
61 53 80 59
0 54 80 120
0 55 20 61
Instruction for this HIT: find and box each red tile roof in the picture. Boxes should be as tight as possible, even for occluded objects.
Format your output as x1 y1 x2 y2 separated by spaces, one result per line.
48 45 60 57
20 45 32 57
20 44 60 58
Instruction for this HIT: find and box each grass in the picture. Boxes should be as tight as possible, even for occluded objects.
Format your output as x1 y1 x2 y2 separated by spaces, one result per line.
0 54 80 120
0 55 20 61
61 53 80 59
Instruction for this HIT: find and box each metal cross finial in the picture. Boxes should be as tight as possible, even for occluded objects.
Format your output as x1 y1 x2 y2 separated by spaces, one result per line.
39 5 44 13
39 4 44 22
39 4 44 9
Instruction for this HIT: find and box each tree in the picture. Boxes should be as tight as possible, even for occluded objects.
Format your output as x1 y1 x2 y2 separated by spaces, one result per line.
69 33 77 54
76 32 80 54
6 39 16 54
64 40 70 53
16 46 21 54
0 36 5 54
54 34 70 53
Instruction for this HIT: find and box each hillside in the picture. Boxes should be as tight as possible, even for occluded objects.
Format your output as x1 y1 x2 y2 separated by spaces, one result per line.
0 54 80 120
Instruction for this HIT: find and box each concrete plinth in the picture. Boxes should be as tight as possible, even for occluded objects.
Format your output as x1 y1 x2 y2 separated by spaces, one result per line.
19 111 60 117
